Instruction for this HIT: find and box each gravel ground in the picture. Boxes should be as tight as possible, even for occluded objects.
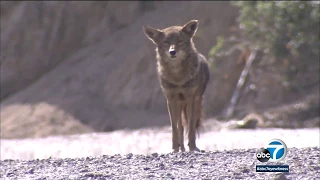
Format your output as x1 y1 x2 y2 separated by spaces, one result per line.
1 148 319 179
1 125 319 179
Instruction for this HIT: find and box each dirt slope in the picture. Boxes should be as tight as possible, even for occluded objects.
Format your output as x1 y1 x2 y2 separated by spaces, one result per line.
1 2 240 139
1 2 318 139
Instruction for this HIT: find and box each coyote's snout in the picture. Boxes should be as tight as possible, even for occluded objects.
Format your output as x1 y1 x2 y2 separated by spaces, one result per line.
169 45 176 57
143 20 210 152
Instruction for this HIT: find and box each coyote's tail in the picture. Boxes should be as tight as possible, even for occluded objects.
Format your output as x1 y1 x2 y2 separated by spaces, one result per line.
196 100 205 137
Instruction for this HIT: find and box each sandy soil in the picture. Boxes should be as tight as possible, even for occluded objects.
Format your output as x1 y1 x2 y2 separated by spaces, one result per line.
1 121 319 160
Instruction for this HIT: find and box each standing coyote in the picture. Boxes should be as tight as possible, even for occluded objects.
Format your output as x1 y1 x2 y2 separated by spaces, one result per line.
143 20 210 152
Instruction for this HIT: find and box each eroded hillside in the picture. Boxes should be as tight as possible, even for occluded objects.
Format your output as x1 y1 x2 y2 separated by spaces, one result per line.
1 1 318 139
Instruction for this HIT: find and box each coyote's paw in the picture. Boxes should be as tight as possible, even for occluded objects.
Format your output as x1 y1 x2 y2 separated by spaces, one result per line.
172 149 179 153
189 147 200 152
180 146 186 152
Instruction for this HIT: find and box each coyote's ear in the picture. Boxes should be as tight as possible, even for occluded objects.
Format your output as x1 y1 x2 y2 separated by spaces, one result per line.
181 20 199 38
143 26 164 44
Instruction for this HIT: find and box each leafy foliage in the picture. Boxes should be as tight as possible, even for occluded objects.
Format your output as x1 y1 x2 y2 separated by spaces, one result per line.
232 1 319 59
208 36 225 58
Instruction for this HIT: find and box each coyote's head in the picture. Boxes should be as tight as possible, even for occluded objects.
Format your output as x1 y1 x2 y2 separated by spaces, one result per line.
143 20 199 61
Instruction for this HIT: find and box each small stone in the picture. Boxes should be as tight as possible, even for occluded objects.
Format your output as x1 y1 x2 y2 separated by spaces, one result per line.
241 168 250 173
202 162 208 166
6 172 14 177
85 173 95 178
273 173 289 180
28 168 35 174
80 169 89 173
126 153 133 159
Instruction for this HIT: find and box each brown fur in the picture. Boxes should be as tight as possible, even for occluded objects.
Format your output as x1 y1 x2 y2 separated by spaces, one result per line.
143 20 210 152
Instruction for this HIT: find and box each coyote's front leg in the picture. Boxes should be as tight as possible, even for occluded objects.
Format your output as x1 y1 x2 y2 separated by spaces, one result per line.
167 99 182 153
178 106 186 152
186 96 200 152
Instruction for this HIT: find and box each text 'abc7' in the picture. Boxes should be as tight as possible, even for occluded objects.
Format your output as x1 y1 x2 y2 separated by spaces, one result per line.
256 139 287 163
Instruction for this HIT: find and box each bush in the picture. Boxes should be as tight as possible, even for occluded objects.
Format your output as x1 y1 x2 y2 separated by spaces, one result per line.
232 1 319 59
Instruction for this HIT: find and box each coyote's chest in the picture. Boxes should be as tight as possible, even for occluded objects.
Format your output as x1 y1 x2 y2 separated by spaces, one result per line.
157 59 201 92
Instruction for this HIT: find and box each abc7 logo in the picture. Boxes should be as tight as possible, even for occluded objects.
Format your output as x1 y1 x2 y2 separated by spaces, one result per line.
256 139 287 162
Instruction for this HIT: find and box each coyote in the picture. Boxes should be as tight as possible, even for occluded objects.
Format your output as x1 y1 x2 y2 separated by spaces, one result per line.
143 20 210 152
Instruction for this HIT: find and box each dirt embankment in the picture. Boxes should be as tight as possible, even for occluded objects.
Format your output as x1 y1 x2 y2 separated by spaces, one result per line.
1 1 319 139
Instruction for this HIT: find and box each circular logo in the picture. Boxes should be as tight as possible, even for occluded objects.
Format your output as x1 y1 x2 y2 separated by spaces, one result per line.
265 139 287 162
256 148 271 162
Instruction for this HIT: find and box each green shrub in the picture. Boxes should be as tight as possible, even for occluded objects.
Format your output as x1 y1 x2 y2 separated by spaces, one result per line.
232 1 319 59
